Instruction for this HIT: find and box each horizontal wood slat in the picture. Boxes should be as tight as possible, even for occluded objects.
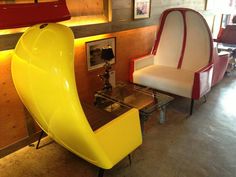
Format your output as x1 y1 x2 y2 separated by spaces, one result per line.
112 0 132 9
0 0 205 51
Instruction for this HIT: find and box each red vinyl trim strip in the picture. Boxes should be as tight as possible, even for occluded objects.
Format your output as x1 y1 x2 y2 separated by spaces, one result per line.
0 0 71 29
152 9 187 69
192 63 213 99
181 8 213 64
152 8 213 68
177 11 187 69
151 11 169 55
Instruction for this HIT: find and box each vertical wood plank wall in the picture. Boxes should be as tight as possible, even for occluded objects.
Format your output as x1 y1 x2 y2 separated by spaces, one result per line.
0 52 27 148
67 0 104 16
0 0 206 156
74 26 157 101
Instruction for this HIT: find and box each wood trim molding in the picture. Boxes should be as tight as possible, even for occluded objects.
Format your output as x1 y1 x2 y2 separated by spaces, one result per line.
0 18 159 51
0 0 206 51
0 131 45 158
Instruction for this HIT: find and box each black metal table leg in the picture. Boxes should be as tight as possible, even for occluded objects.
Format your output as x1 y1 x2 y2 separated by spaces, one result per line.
98 168 105 177
36 130 44 149
190 98 194 116
128 154 132 166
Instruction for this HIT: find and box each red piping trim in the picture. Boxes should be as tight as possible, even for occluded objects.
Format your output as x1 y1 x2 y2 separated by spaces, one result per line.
151 11 169 55
181 8 213 64
190 9 213 64
152 8 213 68
177 11 187 69
152 8 188 55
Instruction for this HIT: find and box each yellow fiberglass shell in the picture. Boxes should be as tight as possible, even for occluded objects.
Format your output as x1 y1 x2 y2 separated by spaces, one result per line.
11 23 142 169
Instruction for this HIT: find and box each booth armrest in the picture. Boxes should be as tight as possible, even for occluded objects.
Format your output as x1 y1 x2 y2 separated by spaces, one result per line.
192 63 214 99
211 50 229 86
129 54 154 82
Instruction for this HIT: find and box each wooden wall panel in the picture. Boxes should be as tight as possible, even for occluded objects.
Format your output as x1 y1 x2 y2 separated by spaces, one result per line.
67 0 104 16
0 0 206 51
112 9 133 22
112 0 132 9
114 27 156 81
0 0 33 4
112 0 205 23
74 26 156 102
0 51 27 148
0 33 22 51
0 0 57 4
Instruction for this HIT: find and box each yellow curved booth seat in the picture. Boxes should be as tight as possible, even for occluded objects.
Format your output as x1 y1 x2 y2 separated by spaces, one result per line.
11 23 142 169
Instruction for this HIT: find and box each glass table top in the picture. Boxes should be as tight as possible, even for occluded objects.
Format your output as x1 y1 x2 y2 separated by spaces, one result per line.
96 82 174 113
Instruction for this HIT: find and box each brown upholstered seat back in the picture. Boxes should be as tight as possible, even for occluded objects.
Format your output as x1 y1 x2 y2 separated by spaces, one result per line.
220 25 236 44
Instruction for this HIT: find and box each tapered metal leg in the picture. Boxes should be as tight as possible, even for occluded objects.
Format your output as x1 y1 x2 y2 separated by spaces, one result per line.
190 99 194 116
128 154 132 166
203 95 207 103
36 130 44 149
98 168 105 177
159 106 166 124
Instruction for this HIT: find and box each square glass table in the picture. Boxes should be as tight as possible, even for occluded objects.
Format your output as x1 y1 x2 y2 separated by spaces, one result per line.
95 82 174 131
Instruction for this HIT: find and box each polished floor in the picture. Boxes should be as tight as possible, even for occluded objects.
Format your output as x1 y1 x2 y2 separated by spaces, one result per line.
1 72 236 177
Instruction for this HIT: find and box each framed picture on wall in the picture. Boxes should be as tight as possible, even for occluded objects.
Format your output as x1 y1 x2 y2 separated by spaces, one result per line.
134 0 151 19
86 37 116 71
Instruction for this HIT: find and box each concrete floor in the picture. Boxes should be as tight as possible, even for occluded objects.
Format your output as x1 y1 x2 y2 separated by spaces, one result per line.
1 72 236 177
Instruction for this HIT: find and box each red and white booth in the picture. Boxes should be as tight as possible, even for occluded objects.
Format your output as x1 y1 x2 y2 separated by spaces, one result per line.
130 8 214 114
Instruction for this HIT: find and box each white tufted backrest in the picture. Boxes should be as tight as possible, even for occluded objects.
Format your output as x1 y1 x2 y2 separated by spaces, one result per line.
181 11 211 71
152 8 212 71
154 11 184 67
